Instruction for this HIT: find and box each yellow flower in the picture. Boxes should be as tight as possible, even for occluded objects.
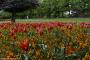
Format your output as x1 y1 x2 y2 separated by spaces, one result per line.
83 53 90 60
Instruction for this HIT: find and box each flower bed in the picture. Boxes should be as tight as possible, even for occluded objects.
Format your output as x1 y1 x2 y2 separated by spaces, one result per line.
0 22 90 60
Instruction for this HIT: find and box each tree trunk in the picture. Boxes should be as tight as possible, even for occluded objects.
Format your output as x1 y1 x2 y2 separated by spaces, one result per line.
61 11 64 17
11 10 16 23
69 10 70 17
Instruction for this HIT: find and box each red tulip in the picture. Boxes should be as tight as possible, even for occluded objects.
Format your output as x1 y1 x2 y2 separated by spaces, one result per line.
20 39 29 51
23 27 27 33
80 22 90 28
12 35 16 39
9 30 15 36
36 27 44 35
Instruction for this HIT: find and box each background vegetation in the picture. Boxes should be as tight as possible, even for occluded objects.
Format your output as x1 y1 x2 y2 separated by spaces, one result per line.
0 0 90 19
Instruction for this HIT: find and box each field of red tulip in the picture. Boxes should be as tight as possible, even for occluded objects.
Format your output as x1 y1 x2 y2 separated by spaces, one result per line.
0 22 90 60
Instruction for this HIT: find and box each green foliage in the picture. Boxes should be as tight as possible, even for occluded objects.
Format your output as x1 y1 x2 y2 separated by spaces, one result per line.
0 0 90 19
31 0 90 18
0 11 11 19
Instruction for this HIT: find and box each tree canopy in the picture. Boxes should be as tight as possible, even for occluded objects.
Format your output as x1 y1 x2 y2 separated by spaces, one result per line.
0 0 90 19
38 0 90 18
0 0 39 22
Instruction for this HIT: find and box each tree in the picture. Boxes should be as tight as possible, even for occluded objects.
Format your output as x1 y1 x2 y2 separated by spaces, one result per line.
80 0 90 17
0 0 39 22
38 0 66 18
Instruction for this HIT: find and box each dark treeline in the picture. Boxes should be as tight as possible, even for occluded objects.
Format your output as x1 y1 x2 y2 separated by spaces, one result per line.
0 0 90 19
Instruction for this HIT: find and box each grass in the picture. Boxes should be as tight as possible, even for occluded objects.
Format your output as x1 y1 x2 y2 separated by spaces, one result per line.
16 18 90 23
0 18 90 23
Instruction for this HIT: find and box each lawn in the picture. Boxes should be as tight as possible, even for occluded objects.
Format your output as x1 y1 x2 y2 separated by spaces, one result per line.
0 18 90 23
16 18 90 23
